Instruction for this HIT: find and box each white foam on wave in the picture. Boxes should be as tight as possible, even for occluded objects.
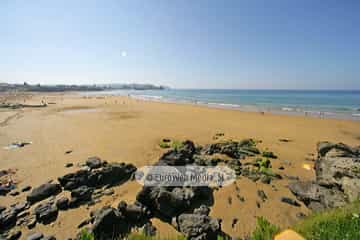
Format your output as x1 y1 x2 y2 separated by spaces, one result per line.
132 95 163 100
281 107 294 111
207 102 241 108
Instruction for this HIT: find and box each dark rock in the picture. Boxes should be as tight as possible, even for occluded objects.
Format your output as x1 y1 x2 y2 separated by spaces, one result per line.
279 139 292 142
6 230 21 240
58 162 136 190
231 218 238 228
56 197 69 210
262 151 277 159
173 211 221 240
21 186 32 192
70 186 94 207
142 222 157 237
27 183 62 204
227 196 232 205
86 157 103 169
91 207 130 239
0 206 5 214
0 185 14 196
65 163 73 168
257 190 267 202
278 166 285 170
65 150 73 154
10 191 20 196
136 186 213 220
315 142 360 201
13 202 28 213
281 197 300 207
288 181 346 211
157 140 196 166
34 202 58 224
117 201 150 223
27 232 43 240
202 141 249 159
77 218 92 228
0 209 17 230
260 175 272 184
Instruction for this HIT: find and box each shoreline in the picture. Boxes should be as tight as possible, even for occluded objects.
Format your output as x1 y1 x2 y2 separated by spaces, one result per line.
80 90 360 122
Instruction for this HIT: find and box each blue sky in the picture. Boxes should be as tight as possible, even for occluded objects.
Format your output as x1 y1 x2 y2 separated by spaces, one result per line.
1 0 359 89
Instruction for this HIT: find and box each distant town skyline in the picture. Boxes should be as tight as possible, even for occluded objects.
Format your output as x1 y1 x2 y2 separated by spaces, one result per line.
1 0 359 89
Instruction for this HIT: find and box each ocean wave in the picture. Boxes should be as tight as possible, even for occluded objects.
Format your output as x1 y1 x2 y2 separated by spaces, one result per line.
207 102 241 108
281 107 294 111
132 95 163 100
352 113 360 117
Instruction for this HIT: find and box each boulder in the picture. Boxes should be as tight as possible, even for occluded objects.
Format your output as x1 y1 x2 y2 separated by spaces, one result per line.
91 207 130 240
288 142 360 211
0 209 17 230
289 181 347 211
136 186 213 219
173 206 221 240
86 157 103 169
117 201 150 223
56 197 69 210
315 142 360 201
201 139 258 159
69 186 94 207
157 140 196 166
34 202 58 224
58 162 136 190
26 183 62 204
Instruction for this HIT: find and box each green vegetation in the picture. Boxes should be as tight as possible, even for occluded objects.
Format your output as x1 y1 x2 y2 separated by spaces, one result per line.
79 229 94 240
294 200 360 240
159 139 183 150
250 216 280 240
255 158 271 169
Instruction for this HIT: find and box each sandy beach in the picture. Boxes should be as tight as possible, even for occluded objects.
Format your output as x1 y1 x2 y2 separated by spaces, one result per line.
1 92 360 239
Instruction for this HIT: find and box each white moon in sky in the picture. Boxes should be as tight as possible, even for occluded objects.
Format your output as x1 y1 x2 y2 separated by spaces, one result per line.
121 51 127 57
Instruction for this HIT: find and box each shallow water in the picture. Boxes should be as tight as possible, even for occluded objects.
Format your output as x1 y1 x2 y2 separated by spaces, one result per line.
83 89 360 120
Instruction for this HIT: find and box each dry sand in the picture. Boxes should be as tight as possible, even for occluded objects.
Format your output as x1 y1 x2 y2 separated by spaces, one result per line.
1 92 360 239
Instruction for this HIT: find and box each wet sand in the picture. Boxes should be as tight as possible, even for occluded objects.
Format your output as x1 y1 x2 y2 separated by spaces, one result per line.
1 92 360 239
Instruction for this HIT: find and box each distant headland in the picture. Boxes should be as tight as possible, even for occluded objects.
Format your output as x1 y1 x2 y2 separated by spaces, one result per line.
0 82 168 92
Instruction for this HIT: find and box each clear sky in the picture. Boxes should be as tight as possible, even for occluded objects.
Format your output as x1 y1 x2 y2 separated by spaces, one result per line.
1 0 359 89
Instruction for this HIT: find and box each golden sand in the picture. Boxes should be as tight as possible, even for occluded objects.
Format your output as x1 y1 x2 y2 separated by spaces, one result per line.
1 93 359 239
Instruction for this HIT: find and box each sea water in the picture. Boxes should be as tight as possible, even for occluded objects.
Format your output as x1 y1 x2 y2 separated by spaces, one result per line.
84 89 360 120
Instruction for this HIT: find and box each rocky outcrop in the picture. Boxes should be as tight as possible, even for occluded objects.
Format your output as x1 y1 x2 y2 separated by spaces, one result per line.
201 139 259 159
58 161 136 190
289 142 360 211
172 205 222 240
26 183 62 204
156 140 196 166
136 186 213 220
34 201 58 224
83 201 152 240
